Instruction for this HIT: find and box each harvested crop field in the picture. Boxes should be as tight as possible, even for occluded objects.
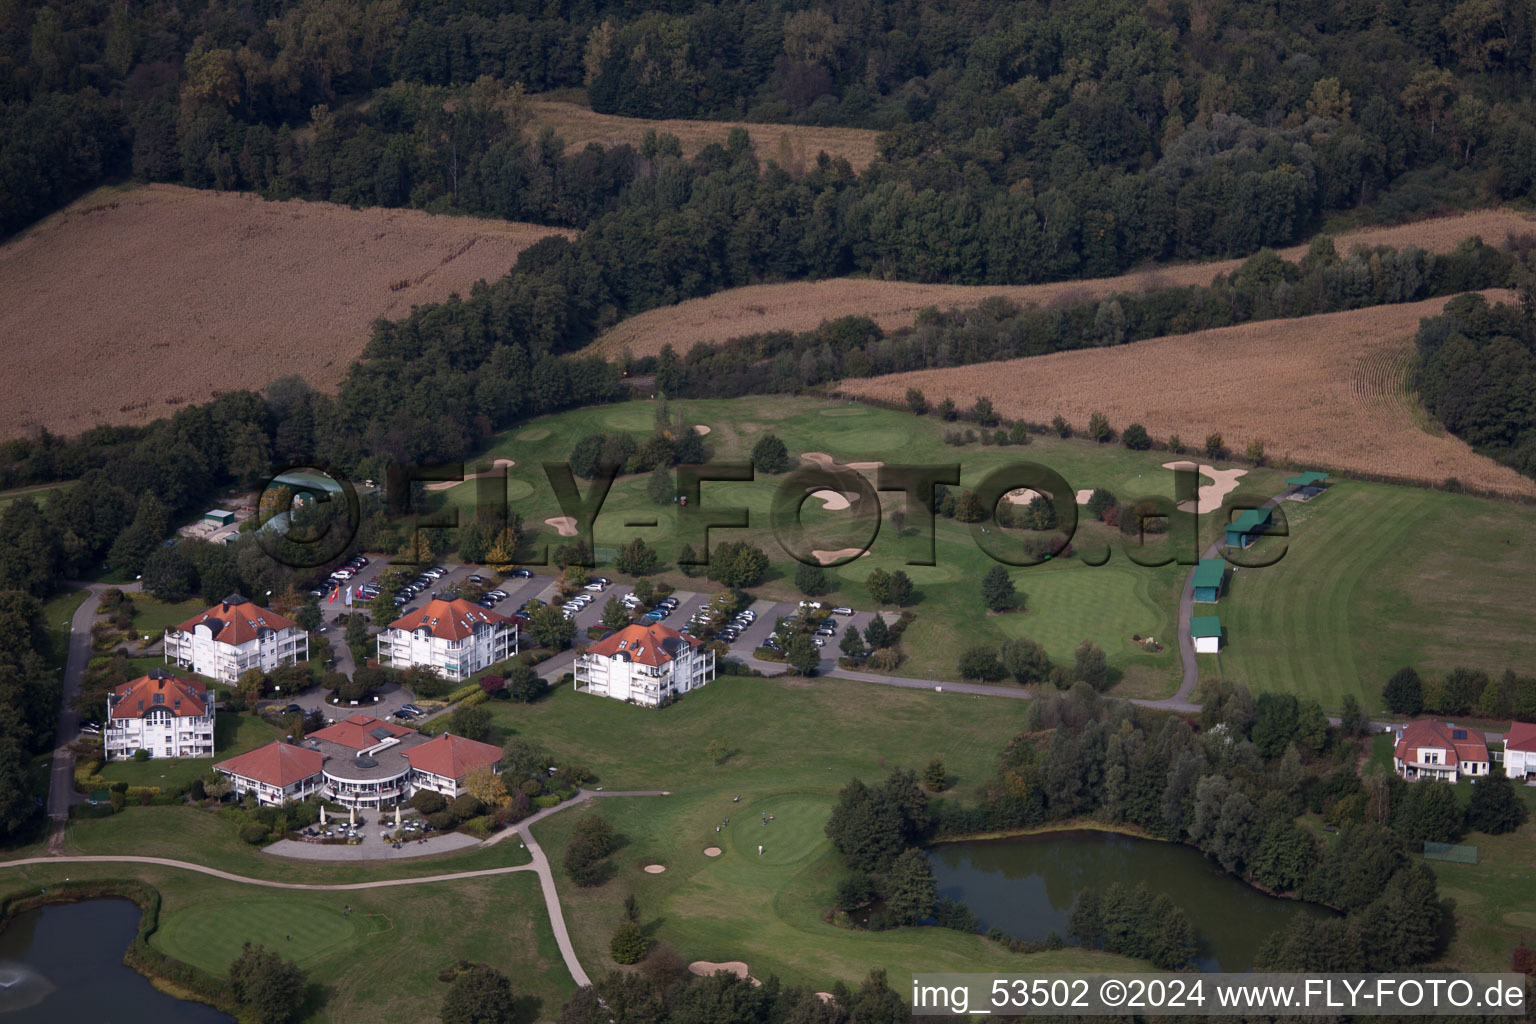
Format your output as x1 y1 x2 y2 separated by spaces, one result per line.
585 208 1535 360
0 184 573 438
835 291 1536 498
529 95 879 172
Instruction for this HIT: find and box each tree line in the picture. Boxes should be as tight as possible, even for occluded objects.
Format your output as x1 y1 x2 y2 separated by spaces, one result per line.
819 681 1519 973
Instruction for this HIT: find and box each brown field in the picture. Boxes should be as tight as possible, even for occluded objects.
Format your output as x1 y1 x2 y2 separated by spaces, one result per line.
528 94 880 172
0 184 573 438
585 208 1536 361
835 290 1536 498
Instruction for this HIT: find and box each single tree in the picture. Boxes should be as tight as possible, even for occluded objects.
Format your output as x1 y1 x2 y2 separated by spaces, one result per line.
863 615 891 649
922 758 947 792
1382 667 1423 715
706 738 730 766
505 663 547 703
1051 414 1071 438
904 388 928 415
887 570 913 607
1465 769 1528 835
646 465 673 505
615 537 658 576
750 434 791 474
866 568 892 605
450 703 492 742
229 942 307 1024
958 645 1005 681
1121 423 1151 450
784 634 821 675
936 397 957 421
1088 411 1111 443
601 596 630 631
1000 637 1051 685
1204 432 1225 460
885 848 937 925
440 967 516 1024
610 919 649 965
1073 640 1108 691
795 563 829 596
1245 439 1266 465
981 565 1015 612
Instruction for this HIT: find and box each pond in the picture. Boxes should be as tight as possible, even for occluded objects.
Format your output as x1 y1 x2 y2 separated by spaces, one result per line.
0 899 230 1022
928 829 1332 971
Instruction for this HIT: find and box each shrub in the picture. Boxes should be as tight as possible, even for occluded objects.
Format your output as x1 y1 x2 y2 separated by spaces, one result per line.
446 682 482 703
133 749 150 762
411 790 448 815
610 919 649 964
458 815 495 839
450 793 484 821
533 794 560 809
238 823 270 845
426 810 456 830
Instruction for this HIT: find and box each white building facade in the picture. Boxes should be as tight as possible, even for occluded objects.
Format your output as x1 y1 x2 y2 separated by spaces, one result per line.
575 623 716 707
377 598 517 680
164 594 308 685
104 671 215 761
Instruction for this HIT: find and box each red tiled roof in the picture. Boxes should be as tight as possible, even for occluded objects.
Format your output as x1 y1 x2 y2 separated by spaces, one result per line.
585 622 701 667
215 741 324 788
405 733 502 781
1505 721 1536 753
175 594 298 646
308 714 414 751
1394 720 1489 766
387 598 513 641
107 672 208 719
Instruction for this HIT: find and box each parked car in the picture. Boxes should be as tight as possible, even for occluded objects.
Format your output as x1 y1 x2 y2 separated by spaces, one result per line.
657 597 678 609
814 628 836 638
584 582 606 592
308 589 325 598
394 594 410 605
466 574 483 584
811 637 827 647
832 606 854 616
510 569 533 578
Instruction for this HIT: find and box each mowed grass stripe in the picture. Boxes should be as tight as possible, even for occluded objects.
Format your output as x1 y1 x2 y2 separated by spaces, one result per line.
153 896 361 972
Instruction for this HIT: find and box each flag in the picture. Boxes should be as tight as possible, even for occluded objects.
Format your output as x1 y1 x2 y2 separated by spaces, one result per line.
345 586 353 606
328 587 338 603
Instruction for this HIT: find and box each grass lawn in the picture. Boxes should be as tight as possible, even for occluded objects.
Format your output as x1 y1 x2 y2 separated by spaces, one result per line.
40 587 89 672
1422 813 1536 971
437 396 1275 697
62 803 531 884
1206 481 1536 711
0 861 572 1023
0 479 76 510
130 595 208 637
482 676 1149 992
98 713 286 789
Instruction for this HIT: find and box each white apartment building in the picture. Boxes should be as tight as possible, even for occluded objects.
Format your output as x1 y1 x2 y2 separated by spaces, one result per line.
377 598 517 680
574 623 715 708
104 670 215 760
164 594 308 684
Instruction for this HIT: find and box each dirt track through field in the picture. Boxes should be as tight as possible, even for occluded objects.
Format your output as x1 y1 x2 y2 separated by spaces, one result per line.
585 208 1536 360
529 98 879 171
836 290 1536 498
0 185 572 438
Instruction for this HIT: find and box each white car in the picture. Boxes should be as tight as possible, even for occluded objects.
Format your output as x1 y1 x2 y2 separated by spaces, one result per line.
832 606 854 616
584 582 607 592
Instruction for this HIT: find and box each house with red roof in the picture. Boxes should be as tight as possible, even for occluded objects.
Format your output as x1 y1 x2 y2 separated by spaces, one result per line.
574 622 715 707
214 713 503 807
1393 720 1490 782
163 594 308 684
377 598 517 681
104 670 215 761
214 742 326 804
1503 721 1536 780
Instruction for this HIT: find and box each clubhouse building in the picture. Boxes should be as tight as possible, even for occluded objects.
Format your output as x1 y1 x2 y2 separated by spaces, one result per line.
104 670 215 761
574 622 715 707
214 714 502 808
377 598 517 680
163 594 309 685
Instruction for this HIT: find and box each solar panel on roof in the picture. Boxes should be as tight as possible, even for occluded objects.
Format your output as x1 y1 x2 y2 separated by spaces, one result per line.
1452 729 1467 739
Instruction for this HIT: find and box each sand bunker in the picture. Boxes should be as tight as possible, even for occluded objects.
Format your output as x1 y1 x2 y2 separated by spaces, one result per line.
1161 462 1249 514
643 864 667 874
807 488 860 510
544 516 578 536
1076 489 1094 504
704 846 722 857
800 452 835 467
846 461 884 471
816 993 835 1003
1004 488 1042 505
812 548 871 565
425 458 516 491
689 962 760 986
694 424 712 435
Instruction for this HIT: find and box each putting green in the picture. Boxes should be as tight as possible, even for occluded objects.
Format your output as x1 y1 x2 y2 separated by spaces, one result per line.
709 793 834 885
514 427 550 441
154 896 366 973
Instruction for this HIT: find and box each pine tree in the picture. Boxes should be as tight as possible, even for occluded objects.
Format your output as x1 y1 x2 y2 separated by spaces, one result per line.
884 848 937 925
980 565 1015 611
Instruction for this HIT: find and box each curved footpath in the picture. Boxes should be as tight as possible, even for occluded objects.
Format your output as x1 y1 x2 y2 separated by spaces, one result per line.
3 788 667 990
